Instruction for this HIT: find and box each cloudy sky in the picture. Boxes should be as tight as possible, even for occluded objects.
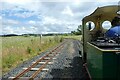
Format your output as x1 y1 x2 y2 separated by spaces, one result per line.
0 0 119 35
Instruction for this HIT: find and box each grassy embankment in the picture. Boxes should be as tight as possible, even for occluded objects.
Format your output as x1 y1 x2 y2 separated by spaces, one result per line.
1 35 81 75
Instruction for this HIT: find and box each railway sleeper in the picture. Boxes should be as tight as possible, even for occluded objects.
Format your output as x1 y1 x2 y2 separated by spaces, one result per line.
23 68 49 71
32 61 54 64
9 77 30 80
43 57 57 60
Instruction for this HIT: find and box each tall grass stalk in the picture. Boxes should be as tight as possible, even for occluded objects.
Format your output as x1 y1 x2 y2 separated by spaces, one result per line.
2 36 63 75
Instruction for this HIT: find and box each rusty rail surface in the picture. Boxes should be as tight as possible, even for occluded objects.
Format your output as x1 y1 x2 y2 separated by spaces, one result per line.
12 41 66 80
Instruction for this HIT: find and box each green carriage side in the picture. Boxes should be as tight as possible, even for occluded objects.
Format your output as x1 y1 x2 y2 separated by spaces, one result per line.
82 5 120 79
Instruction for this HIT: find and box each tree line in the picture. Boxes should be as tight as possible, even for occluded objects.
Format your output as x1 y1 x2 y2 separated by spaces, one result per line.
71 25 82 35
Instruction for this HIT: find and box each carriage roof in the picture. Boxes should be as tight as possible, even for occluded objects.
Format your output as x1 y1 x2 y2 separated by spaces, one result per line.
83 5 119 23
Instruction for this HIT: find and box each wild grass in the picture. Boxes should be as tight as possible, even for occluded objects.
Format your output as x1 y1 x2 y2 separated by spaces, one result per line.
62 35 82 40
2 35 81 75
2 36 63 75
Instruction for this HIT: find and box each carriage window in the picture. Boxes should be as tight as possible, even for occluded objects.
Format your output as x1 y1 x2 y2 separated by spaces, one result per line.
102 21 112 30
86 21 95 31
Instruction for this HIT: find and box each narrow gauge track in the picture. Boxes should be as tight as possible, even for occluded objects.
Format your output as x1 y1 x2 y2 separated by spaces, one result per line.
9 41 66 80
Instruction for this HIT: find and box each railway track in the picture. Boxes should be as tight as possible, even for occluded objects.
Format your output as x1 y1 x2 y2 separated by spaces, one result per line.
9 41 66 80
2 39 91 80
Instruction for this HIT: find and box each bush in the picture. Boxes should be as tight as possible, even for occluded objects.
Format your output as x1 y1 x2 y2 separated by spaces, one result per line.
27 47 32 54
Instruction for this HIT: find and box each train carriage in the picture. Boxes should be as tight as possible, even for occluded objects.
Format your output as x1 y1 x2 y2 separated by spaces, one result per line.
82 5 120 79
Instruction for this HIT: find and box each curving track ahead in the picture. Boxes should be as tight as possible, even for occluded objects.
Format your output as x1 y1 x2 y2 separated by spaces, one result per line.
2 39 90 80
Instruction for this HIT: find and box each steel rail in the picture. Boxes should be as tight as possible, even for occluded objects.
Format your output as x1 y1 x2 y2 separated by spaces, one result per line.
30 46 63 79
12 41 65 80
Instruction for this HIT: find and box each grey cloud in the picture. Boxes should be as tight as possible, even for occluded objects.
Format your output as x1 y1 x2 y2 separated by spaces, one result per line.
1 1 119 34
38 22 78 33
2 18 20 26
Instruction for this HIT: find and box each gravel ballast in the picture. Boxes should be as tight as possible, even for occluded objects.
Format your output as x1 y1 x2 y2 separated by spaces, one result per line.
2 39 90 80
43 39 90 80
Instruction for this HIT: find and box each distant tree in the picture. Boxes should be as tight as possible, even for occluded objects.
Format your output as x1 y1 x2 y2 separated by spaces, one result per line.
71 31 76 34
71 25 82 35
77 25 82 34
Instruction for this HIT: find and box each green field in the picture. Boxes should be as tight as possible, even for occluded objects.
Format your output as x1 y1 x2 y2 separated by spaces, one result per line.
1 35 81 75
